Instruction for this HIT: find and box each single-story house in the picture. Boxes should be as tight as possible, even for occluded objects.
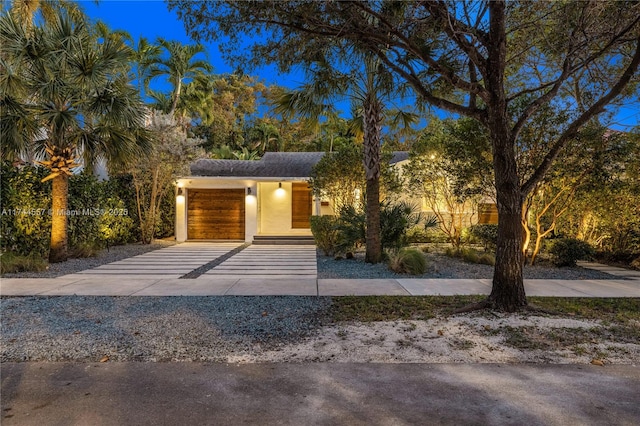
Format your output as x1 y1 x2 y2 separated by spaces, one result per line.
175 151 409 242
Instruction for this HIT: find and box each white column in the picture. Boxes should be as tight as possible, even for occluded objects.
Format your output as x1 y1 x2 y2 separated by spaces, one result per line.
175 189 187 242
245 184 258 242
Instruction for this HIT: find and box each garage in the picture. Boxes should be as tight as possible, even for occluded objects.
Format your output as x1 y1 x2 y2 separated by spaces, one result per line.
187 189 245 240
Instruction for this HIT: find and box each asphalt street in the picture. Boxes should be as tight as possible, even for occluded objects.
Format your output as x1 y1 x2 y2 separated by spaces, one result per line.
2 363 639 425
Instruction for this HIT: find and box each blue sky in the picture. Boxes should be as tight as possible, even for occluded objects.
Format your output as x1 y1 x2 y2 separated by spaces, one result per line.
81 1 638 131
83 0 302 87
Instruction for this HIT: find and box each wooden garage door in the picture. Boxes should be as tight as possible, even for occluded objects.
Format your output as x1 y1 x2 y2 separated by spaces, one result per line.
292 182 312 229
187 189 245 239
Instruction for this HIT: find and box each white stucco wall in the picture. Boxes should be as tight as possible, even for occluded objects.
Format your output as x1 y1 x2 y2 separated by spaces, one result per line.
258 182 292 234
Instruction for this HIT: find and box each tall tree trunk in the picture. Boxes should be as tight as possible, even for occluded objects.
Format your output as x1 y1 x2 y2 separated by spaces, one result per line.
49 174 69 263
488 124 527 311
169 80 182 117
486 0 526 311
365 177 381 263
146 166 160 244
490 174 526 311
363 91 382 264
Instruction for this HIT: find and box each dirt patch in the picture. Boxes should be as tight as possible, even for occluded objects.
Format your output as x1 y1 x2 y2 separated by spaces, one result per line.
227 314 640 364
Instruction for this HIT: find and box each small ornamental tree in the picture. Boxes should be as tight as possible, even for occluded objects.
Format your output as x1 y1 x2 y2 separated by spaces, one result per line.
407 118 492 248
121 112 203 244
310 145 364 212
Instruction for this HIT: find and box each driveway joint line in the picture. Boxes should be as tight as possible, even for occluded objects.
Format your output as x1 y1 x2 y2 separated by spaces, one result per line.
129 279 164 296
222 278 242 295
179 243 249 279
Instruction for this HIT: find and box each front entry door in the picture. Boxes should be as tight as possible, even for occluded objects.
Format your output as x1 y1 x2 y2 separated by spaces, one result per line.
291 182 312 229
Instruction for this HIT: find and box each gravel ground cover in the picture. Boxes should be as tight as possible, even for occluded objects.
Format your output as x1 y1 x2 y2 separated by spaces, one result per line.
2 241 634 364
1 240 175 278
0 296 332 362
2 296 638 364
317 250 619 280
3 240 617 280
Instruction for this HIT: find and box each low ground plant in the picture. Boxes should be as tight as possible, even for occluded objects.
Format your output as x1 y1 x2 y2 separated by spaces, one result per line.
67 242 102 259
387 247 428 275
444 246 496 266
0 252 48 274
330 296 640 323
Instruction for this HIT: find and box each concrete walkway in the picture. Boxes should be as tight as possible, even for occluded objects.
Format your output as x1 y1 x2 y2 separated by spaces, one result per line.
1 275 638 297
1 243 639 297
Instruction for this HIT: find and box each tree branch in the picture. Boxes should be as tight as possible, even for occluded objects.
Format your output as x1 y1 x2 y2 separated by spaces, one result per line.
369 43 486 123
511 54 573 141
349 2 487 99
423 0 489 78
521 36 640 195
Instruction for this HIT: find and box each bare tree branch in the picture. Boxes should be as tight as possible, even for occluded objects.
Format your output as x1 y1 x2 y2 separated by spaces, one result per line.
521 36 640 195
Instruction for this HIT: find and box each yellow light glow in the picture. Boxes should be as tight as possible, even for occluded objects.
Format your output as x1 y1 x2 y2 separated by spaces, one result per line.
176 195 185 203
275 188 286 198
246 194 256 205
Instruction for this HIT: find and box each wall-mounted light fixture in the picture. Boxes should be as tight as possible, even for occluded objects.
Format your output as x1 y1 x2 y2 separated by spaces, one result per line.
279 182 282 188
247 187 252 195
176 187 185 203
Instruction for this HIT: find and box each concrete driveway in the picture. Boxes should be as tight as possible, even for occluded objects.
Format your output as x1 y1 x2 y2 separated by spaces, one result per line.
73 242 243 279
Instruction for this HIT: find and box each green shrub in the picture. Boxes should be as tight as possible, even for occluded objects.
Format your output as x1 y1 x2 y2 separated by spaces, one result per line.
155 190 176 239
1 163 139 257
99 197 136 246
405 226 430 244
549 238 595 267
380 201 422 250
310 215 340 256
67 173 105 249
388 247 428 275
478 253 496 266
334 205 366 254
0 251 48 274
462 248 480 264
0 162 52 257
443 246 495 266
469 224 499 251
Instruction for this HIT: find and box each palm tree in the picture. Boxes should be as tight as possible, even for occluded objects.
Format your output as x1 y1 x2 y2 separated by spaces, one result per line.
147 38 212 116
5 0 84 30
0 10 151 262
275 54 409 263
249 121 281 153
129 36 161 99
